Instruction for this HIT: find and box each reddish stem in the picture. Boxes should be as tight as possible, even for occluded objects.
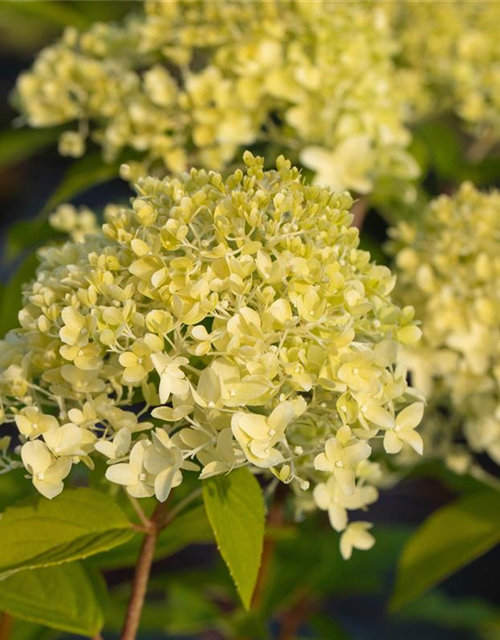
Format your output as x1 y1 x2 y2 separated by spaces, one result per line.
0 613 12 640
119 501 169 640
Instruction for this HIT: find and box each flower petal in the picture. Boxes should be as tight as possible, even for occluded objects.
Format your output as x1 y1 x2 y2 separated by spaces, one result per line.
396 402 424 431
383 429 403 454
398 429 424 455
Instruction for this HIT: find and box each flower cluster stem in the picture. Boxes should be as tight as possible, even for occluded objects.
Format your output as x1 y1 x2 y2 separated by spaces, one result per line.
352 197 369 231
120 501 169 640
0 613 12 640
278 594 314 640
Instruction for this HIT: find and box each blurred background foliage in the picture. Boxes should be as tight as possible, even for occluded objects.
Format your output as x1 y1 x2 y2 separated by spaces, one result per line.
1 2 500 640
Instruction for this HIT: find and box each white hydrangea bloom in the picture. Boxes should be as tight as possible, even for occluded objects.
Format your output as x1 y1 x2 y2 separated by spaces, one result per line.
313 477 378 532
340 521 375 560
390 182 500 469
49 204 99 243
21 440 72 499
16 0 417 195
0 154 422 555
383 1 500 141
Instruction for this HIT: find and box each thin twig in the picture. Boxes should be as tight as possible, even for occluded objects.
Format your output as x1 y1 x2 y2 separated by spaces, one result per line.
0 612 12 640
130 523 150 534
126 493 151 529
119 501 169 640
467 128 496 164
278 594 315 640
351 197 369 231
164 487 203 525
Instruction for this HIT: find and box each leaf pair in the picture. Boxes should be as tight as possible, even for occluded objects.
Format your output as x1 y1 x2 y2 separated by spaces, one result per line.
0 488 134 636
0 468 266 637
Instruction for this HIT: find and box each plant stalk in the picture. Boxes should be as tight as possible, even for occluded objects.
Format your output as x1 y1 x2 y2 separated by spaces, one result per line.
278 594 314 640
352 197 369 231
0 612 12 640
119 501 169 640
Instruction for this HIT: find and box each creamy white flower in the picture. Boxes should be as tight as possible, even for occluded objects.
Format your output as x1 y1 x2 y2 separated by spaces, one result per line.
232 398 307 468
301 137 375 194
21 440 72 499
94 427 132 460
0 154 422 554
59 307 96 347
383 403 424 455
151 354 190 404
198 428 239 479
143 429 183 502
105 440 154 498
313 477 378 532
391 182 500 465
14 409 59 439
43 422 94 457
314 427 372 495
340 521 375 560
16 0 416 193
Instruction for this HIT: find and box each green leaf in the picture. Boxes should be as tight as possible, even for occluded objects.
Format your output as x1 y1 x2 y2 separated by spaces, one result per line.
203 468 265 610
415 119 464 180
3 219 60 262
0 487 134 577
162 583 220 635
310 614 352 640
40 152 122 217
94 504 214 569
71 1 133 24
391 490 500 611
397 591 500 633
0 252 39 336
0 128 60 171
0 1 91 30
0 470 31 513
229 609 270 640
0 562 107 636
9 619 56 640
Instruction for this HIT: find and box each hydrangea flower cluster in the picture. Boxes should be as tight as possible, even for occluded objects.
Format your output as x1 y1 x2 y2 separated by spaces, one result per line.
0 154 423 556
15 0 417 195
49 204 100 243
385 1 500 141
390 183 500 468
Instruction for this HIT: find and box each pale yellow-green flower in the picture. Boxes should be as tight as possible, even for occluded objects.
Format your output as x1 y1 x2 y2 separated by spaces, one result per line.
390 182 500 469
313 477 378 532
105 440 156 499
21 440 72 499
314 426 372 496
16 0 416 196
339 521 375 560
94 427 131 460
49 204 99 243
15 408 59 439
0 154 422 557
232 398 307 469
383 1 500 141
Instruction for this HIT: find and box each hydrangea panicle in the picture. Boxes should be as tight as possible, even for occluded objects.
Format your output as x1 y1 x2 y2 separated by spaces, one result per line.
0 153 423 555
384 1 500 142
15 0 418 195
390 182 500 470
